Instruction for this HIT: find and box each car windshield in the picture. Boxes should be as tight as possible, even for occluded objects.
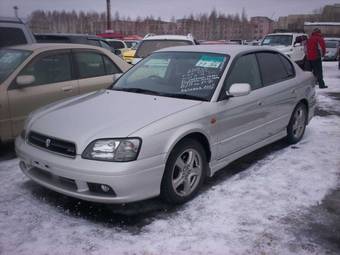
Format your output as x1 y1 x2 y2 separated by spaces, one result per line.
112 51 229 101
325 41 338 48
261 35 293 46
135 40 193 58
0 49 31 83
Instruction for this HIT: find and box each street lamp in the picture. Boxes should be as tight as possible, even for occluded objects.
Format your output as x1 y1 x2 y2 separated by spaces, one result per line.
13 6 19 18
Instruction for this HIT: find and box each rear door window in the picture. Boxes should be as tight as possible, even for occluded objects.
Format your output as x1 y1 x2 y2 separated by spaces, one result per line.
279 55 295 78
75 52 106 78
103 56 120 74
0 27 27 47
256 52 292 86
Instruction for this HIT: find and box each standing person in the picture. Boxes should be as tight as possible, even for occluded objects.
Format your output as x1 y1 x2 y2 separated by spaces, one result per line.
307 28 327 89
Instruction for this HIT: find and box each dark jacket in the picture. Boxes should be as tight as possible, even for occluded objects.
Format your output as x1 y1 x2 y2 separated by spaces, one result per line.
306 31 326 61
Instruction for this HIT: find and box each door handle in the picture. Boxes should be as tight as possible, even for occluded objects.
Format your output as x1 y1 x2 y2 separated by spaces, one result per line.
257 101 263 106
291 89 296 94
61 86 73 92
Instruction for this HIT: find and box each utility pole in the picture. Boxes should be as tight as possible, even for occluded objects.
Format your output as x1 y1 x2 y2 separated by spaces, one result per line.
106 0 111 30
13 6 19 18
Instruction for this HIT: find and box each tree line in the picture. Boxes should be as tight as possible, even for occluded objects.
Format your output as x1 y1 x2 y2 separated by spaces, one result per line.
29 9 254 40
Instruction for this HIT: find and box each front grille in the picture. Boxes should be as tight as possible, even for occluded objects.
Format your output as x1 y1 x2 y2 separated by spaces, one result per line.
28 131 76 158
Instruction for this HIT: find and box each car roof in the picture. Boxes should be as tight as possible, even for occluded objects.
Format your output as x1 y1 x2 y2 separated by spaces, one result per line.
156 45 275 58
0 16 24 24
143 34 194 41
325 37 340 41
266 33 307 36
7 43 106 51
105 39 124 42
35 33 99 39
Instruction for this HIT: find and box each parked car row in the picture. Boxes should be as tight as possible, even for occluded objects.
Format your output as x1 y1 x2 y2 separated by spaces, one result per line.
0 16 320 206
0 43 130 142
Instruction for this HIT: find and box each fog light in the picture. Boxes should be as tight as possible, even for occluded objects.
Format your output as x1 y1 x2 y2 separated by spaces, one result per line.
100 184 111 193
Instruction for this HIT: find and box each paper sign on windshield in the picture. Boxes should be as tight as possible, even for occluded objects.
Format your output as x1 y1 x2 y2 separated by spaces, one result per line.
195 55 225 68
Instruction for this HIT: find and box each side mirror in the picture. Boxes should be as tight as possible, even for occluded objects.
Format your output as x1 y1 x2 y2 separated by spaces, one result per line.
113 73 123 81
16 75 35 86
113 49 122 56
228 83 251 97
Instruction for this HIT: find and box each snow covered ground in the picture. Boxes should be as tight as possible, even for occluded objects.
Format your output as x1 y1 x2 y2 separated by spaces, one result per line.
0 62 340 255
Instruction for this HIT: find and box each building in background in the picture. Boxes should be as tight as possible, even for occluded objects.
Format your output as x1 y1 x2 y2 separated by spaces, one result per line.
304 22 340 37
273 3 340 33
250 16 273 40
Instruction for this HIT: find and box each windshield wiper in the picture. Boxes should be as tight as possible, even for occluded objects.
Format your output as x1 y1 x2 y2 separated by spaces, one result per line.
162 93 207 101
112 87 162 96
112 88 207 101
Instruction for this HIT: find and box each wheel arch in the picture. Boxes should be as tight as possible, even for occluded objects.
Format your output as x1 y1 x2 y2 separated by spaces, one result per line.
164 130 212 175
298 98 309 120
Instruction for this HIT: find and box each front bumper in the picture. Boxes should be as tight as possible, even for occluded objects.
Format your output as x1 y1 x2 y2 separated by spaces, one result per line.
15 137 166 203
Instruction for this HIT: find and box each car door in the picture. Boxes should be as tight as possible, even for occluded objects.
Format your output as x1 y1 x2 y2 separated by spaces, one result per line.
7 50 78 137
215 53 269 159
73 50 122 94
254 52 297 136
293 35 305 62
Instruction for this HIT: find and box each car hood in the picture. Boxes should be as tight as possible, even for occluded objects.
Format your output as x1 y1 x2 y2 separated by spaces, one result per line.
29 90 201 152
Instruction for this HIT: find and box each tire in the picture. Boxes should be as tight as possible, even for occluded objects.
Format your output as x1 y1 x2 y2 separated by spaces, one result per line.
286 103 308 144
161 138 207 204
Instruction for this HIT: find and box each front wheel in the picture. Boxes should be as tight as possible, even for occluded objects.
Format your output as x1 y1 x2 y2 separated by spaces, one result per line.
286 103 308 144
161 139 207 204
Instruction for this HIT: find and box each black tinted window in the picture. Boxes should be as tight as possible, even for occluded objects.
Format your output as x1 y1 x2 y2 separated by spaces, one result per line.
103 56 120 74
20 53 71 86
108 41 125 49
135 40 193 58
279 55 295 77
225 54 262 90
75 52 106 78
0 27 27 47
35 35 70 43
256 52 290 86
86 39 101 47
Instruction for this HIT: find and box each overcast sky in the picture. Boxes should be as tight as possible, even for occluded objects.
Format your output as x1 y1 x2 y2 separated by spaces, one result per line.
0 0 339 21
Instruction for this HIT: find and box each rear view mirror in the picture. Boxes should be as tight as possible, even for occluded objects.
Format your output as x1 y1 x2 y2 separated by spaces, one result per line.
228 83 251 97
16 75 35 86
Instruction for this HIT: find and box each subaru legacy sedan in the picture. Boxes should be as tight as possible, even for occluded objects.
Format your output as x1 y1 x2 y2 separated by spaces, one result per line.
16 45 316 204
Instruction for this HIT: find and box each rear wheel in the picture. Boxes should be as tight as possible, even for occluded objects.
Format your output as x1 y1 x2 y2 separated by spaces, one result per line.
161 139 207 204
286 103 307 144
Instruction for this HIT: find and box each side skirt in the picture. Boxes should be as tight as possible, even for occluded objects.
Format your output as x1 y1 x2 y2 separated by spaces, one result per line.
208 130 287 177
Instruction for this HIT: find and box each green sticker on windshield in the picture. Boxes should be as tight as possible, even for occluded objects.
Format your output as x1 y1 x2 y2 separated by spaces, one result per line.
196 55 225 68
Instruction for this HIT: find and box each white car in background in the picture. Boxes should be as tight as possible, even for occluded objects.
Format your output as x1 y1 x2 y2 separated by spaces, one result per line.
324 38 340 61
261 33 308 67
132 34 197 64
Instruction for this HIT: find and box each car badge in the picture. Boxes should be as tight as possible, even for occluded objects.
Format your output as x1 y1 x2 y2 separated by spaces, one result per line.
46 138 51 148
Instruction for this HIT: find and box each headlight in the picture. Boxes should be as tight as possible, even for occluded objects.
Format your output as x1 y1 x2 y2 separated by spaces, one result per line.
82 138 142 162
